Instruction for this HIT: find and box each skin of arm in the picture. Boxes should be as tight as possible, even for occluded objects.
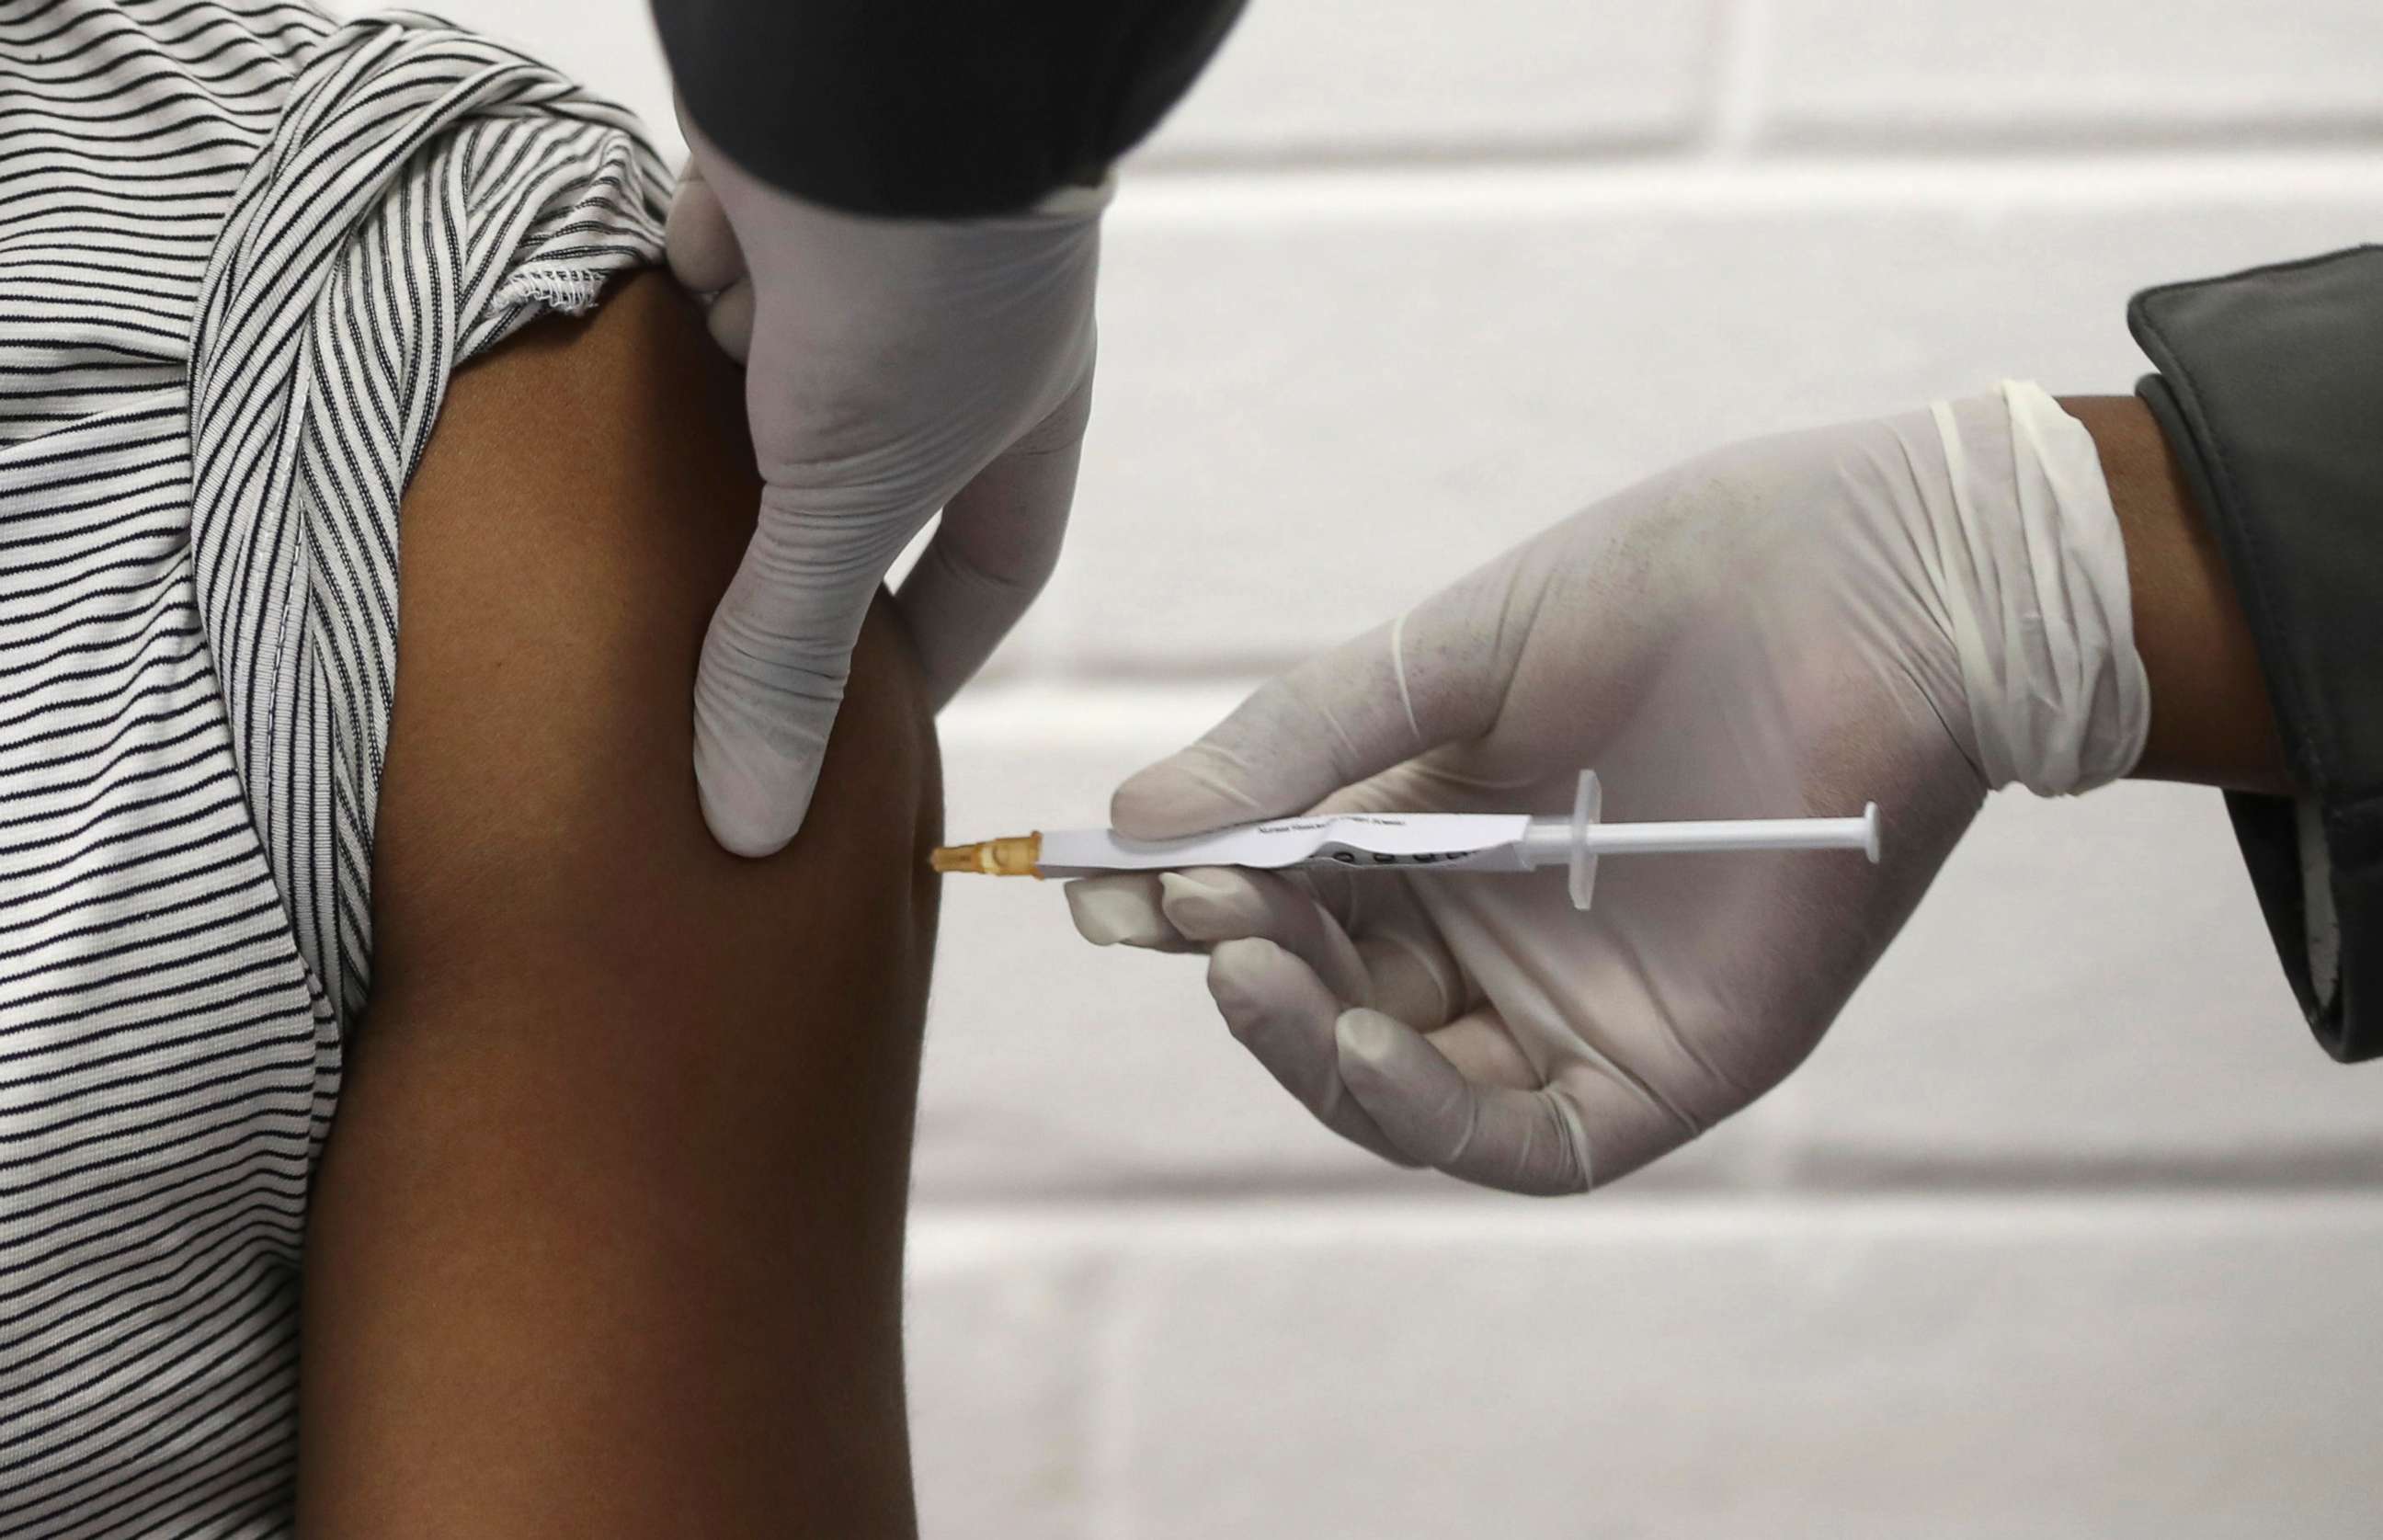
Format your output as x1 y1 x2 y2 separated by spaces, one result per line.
293 272 938 1536
2061 394 2291 796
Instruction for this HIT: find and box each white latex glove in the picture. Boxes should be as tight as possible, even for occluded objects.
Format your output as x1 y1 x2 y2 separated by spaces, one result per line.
667 111 1105 854
1067 384 2149 1194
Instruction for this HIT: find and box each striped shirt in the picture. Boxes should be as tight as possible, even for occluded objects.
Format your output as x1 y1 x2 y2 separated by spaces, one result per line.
0 2 667 1530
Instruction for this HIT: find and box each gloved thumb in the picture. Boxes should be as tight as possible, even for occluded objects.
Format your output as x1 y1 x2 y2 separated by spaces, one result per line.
692 509 891 858
1111 584 1514 839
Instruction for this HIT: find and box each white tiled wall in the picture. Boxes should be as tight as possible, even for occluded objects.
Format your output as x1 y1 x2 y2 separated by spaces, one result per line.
405 3 2383 1532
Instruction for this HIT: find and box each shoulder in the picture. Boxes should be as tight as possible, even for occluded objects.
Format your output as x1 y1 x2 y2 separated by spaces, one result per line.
375 268 940 1013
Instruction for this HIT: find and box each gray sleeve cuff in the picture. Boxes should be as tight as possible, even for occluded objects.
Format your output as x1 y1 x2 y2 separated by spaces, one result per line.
2129 245 2383 1062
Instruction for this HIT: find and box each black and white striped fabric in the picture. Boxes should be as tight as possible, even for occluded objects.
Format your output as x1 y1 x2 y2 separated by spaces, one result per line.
1 2 668 1529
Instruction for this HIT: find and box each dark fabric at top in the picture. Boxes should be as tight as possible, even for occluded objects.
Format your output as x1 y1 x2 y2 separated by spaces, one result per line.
2130 245 2383 1063
651 0 1248 216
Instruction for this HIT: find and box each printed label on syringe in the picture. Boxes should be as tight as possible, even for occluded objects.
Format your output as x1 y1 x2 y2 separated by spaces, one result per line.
1306 842 1522 868
1035 813 1536 877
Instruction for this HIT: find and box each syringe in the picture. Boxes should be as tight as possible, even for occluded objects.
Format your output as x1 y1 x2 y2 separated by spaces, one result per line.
931 771 1879 910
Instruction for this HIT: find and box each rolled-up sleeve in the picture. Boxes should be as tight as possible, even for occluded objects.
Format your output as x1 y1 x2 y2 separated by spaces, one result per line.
2129 245 2383 1061
650 0 1247 216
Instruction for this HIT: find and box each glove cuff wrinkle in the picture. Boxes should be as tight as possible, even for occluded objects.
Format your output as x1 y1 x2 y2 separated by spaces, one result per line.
1926 381 2152 797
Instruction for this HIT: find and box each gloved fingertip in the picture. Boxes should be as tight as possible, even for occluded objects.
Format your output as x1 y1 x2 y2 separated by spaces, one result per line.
1333 1007 1405 1069
1333 1007 1474 1170
697 781 798 859
691 717 817 861
1209 960 1418 1169
1066 877 1175 949
1155 866 1262 941
1208 941 1333 1089
1156 868 1222 900
697 780 803 858
1206 930 1279 968
1204 935 1287 1010
1107 771 1193 840
1111 752 1268 841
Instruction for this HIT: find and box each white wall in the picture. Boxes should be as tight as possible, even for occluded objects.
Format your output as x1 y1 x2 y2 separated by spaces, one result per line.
389 3 2383 1533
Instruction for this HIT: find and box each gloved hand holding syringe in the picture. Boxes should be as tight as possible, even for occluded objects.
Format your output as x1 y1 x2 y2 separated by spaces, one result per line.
951 385 2147 1199
934 770 1879 911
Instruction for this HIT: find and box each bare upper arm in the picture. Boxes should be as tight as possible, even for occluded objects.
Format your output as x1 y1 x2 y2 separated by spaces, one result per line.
295 271 939 1536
